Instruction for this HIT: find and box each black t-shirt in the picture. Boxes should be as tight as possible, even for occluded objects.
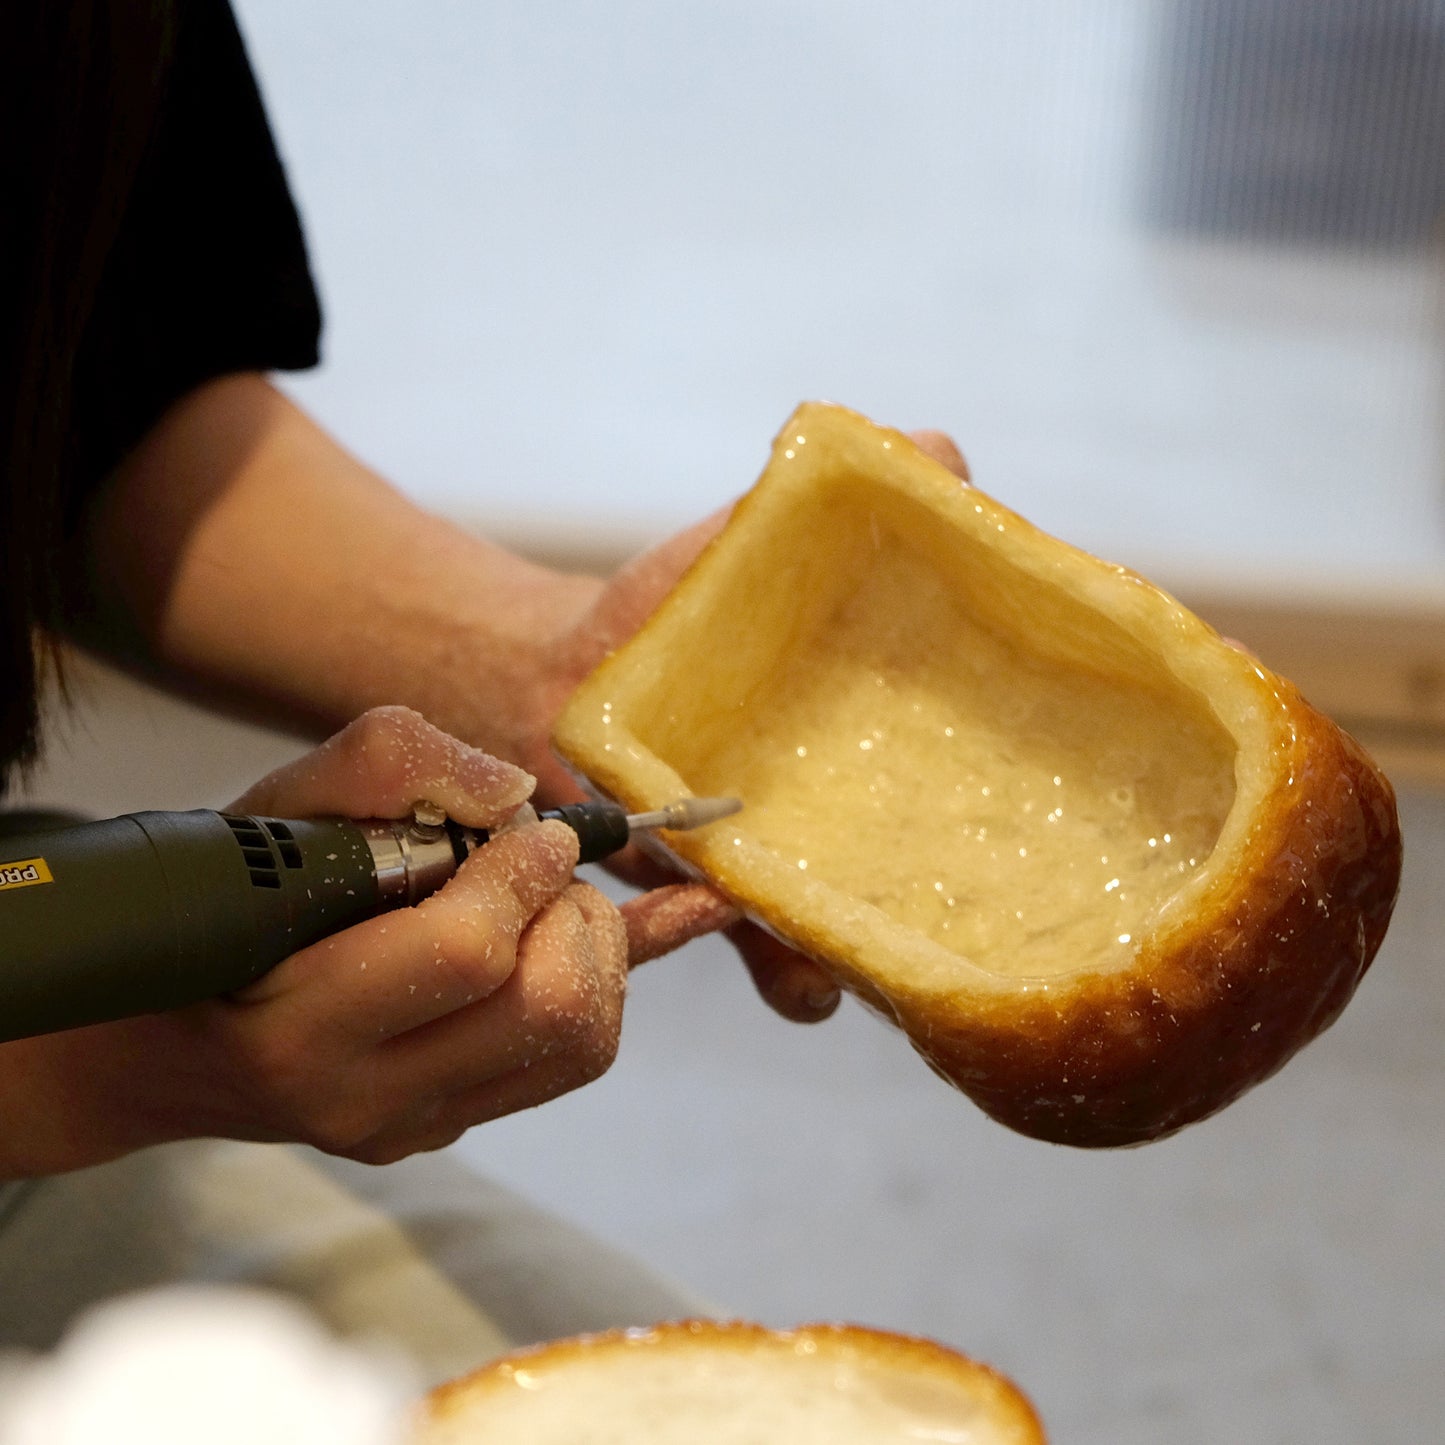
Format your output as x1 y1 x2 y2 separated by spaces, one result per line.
72 0 323 494
0 0 322 782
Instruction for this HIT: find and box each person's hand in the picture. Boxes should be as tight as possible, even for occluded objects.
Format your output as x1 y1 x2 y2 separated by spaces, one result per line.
522 428 972 1024
67 375 968 1095
0 708 630 1179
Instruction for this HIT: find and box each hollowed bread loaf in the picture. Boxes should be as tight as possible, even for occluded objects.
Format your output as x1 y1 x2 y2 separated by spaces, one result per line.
414 1320 1047 1444
552 403 1402 1146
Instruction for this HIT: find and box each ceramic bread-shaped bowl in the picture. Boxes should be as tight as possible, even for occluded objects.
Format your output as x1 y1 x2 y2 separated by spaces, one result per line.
552 403 1402 1147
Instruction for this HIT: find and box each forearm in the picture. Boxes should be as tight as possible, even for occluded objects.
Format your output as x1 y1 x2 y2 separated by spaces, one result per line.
0 1023 205 1179
67 374 604 790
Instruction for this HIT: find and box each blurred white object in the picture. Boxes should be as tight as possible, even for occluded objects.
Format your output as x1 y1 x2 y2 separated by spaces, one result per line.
0 1288 415 1445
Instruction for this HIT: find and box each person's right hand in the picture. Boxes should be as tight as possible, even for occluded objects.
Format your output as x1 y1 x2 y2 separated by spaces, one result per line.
0 707 629 1180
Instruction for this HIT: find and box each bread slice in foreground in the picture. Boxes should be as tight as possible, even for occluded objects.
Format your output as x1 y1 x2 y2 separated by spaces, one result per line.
415 1321 1046 1444
553 403 1402 1146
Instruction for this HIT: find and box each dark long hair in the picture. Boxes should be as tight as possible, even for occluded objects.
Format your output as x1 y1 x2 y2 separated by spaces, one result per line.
0 1 178 794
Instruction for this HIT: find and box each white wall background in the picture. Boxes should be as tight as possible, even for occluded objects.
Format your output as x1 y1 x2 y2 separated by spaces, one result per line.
236 0 1445 583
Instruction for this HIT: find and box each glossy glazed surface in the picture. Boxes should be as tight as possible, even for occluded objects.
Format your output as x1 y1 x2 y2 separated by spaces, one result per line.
419 1322 1046 1445
681 531 1235 978
553 403 1402 1144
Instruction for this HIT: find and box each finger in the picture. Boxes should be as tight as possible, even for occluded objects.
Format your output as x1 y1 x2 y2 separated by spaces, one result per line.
621 883 740 965
567 879 630 998
908 429 971 483
367 882 628 1118
570 506 734 659
240 822 580 1042
435 1046 621 1133
726 920 841 1023
232 705 533 829
596 841 682 891
349 1044 622 1164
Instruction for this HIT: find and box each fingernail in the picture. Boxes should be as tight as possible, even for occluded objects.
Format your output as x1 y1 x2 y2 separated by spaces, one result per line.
436 745 536 829
461 747 534 798
493 803 540 835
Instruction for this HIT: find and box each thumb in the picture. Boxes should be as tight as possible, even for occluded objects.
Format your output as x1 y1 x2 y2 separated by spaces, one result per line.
908 428 970 482
231 706 534 827
571 505 733 659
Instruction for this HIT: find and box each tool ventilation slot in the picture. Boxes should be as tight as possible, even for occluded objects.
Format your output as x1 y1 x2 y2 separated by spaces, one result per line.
263 819 304 869
222 814 282 889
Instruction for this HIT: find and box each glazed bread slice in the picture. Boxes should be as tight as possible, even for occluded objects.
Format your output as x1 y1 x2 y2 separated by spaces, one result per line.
552 403 1401 1146
414 1321 1046 1444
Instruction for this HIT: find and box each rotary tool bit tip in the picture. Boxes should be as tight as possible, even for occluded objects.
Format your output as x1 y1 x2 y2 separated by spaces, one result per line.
626 796 743 833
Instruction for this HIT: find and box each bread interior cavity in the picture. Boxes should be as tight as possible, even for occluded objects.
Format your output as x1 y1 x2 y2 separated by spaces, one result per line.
629 479 1238 979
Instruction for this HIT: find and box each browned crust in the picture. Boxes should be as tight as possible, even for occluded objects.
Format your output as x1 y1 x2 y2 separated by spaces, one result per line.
889 681 1402 1145
552 404 1405 1148
675 669 1401 1147
422 1319 1046 1441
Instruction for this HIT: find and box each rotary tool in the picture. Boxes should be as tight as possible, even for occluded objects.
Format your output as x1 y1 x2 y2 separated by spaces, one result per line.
0 795 741 1043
